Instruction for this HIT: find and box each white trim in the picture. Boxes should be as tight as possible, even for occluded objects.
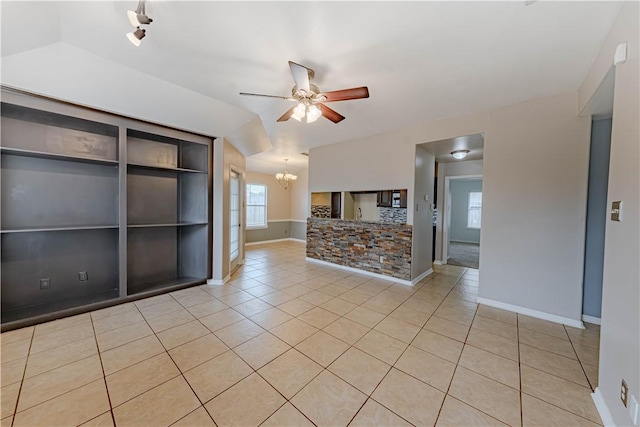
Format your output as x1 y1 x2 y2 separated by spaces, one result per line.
443 174 483 266
592 388 616 427
246 225 268 230
245 238 305 246
290 219 307 223
476 297 585 328
267 219 293 223
582 314 602 325
413 268 434 284
433 260 445 265
206 274 230 286
305 257 415 286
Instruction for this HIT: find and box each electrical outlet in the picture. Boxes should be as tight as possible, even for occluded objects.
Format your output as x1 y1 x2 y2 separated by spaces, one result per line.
379 255 384 263
40 278 51 290
622 380 629 407
78 271 88 281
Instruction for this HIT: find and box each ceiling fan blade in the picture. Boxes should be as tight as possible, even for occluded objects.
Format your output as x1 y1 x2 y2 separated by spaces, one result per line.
277 106 296 122
321 86 370 102
319 104 345 123
289 61 311 92
239 92 295 101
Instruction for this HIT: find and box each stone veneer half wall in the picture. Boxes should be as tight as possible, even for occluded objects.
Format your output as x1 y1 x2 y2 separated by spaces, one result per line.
306 217 412 280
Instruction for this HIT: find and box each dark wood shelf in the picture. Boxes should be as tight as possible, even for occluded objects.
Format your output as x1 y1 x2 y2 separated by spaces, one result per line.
1 225 119 234
127 223 207 228
127 162 206 174
1 146 119 166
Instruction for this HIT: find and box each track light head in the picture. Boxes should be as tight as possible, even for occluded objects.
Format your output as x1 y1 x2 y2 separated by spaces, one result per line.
127 10 153 26
126 27 146 47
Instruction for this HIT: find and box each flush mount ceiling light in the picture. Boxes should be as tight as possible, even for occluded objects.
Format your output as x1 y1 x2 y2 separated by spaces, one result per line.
126 0 152 46
275 159 297 190
451 150 470 160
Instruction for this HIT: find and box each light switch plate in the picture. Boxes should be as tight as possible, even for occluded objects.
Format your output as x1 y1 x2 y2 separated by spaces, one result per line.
611 201 622 221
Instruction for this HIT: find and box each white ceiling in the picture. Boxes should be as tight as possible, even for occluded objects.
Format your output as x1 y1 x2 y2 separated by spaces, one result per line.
1 1 622 174
420 133 484 163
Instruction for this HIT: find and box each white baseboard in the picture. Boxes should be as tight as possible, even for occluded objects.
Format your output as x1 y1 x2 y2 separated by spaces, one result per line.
476 297 584 329
592 387 616 427
582 314 602 325
206 274 230 286
433 260 444 265
305 257 414 286
412 268 434 284
245 238 305 246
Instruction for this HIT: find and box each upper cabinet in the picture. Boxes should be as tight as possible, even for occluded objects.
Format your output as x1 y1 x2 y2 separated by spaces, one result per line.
377 190 407 208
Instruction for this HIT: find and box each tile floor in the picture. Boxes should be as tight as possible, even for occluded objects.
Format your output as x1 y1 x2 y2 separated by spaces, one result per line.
0 241 602 426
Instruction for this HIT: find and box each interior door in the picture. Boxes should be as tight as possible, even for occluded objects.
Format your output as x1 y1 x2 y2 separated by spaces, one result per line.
229 170 240 272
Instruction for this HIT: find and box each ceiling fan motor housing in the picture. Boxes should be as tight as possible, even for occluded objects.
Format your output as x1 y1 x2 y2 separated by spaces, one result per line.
292 83 323 103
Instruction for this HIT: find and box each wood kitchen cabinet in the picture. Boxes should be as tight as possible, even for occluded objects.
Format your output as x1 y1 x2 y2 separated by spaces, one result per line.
377 190 407 208
377 190 393 207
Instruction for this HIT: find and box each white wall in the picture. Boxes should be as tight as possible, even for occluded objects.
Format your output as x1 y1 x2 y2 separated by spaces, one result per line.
353 193 380 222
212 139 246 282
289 167 309 240
309 93 590 324
311 192 331 206
434 159 484 261
479 93 590 323
245 171 291 221
578 3 639 425
412 146 435 279
309 132 417 224
449 179 482 244
343 192 355 220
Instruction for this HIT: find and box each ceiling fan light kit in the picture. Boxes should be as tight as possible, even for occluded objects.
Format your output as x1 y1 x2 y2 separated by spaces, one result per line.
126 0 152 46
240 61 369 124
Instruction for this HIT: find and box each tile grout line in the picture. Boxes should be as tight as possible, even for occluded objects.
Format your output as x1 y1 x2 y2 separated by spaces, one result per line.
89 313 117 427
9 327 35 427
564 323 598 392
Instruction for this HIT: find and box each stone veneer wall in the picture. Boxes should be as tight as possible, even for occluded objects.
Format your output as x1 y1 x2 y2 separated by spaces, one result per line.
379 207 407 224
310 205 331 218
306 218 412 280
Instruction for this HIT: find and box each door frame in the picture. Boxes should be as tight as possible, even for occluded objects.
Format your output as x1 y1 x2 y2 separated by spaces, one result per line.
442 174 483 264
229 166 244 273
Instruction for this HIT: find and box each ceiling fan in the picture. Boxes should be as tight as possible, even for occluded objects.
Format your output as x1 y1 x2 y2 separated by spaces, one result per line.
239 61 369 124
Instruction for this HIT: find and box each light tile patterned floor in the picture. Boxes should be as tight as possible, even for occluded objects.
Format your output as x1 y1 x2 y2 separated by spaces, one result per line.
0 241 602 426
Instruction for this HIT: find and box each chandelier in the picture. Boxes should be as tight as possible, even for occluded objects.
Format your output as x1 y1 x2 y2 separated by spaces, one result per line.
275 159 297 189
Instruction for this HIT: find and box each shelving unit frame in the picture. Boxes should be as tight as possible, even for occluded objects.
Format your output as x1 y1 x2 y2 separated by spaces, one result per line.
0 88 214 331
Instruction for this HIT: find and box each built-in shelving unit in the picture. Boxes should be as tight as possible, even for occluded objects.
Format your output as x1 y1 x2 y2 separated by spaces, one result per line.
125 129 209 296
0 91 213 329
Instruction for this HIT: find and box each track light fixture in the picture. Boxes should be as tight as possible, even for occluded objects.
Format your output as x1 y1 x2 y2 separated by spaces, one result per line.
126 1 152 46
126 27 146 47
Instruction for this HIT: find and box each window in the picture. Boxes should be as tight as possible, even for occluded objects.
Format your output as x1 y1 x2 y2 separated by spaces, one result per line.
467 191 482 229
246 183 267 228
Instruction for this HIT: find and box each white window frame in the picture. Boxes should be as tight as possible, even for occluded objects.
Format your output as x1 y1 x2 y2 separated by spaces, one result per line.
246 183 268 229
467 191 482 229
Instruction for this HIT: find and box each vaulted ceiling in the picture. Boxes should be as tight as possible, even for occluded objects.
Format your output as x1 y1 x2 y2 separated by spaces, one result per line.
1 1 622 173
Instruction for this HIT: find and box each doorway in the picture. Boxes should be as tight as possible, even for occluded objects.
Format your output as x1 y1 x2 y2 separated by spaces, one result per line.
229 169 241 272
443 175 482 268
